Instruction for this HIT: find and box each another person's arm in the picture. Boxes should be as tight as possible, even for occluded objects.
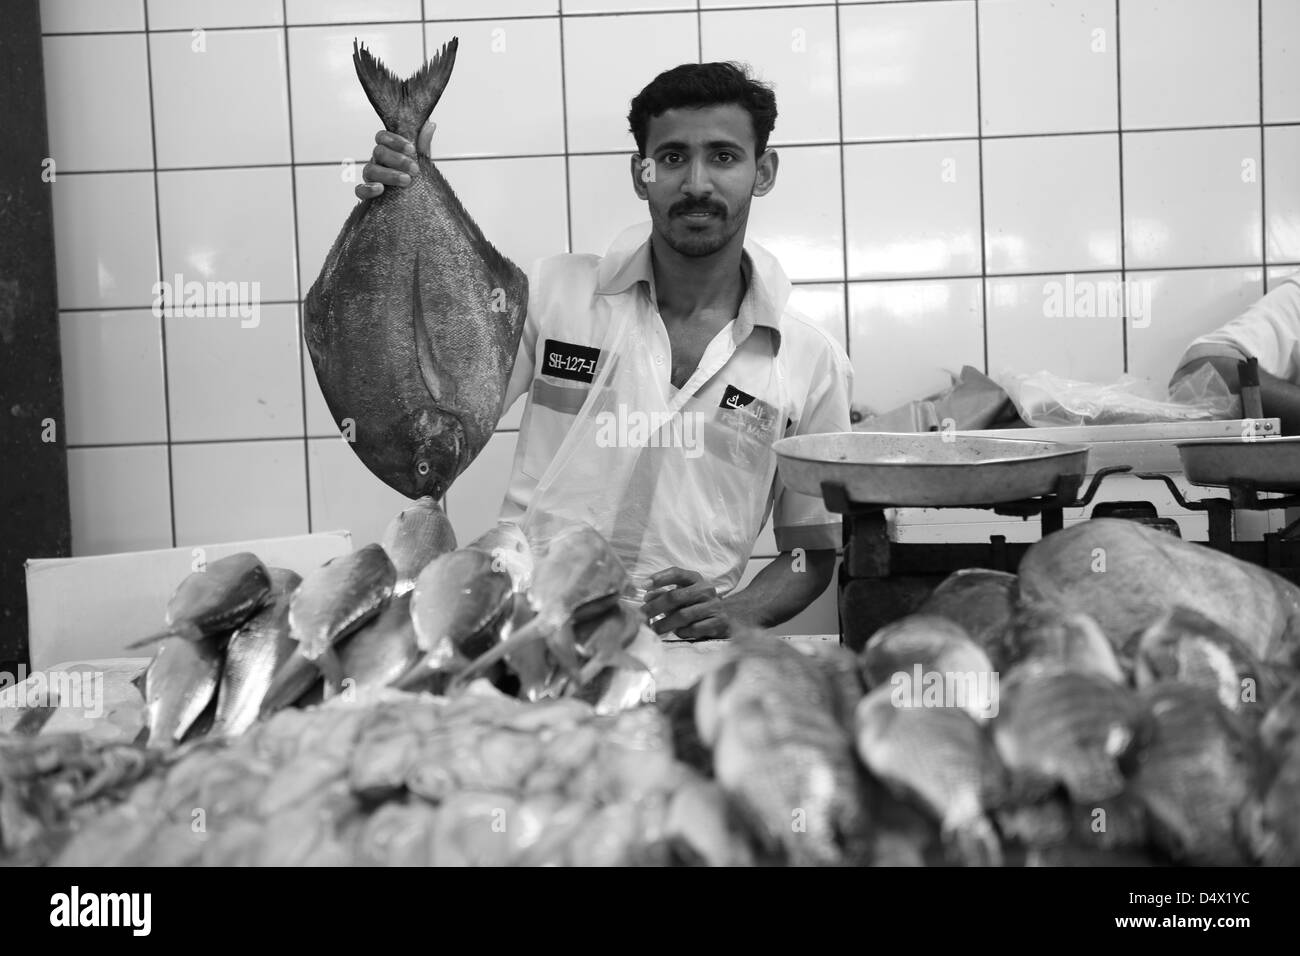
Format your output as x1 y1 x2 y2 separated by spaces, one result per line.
1175 354 1300 434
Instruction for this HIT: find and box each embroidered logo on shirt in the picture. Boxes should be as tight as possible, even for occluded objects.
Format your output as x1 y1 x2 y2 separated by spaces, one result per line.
542 339 600 384
720 384 757 410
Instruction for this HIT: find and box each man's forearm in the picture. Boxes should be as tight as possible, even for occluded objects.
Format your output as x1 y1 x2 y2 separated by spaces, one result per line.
721 549 836 629
1180 355 1300 435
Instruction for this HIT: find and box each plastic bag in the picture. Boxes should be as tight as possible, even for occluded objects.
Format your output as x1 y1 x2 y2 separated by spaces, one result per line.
998 363 1238 427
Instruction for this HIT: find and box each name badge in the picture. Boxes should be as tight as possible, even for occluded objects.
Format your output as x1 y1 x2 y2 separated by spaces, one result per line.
542 339 600 384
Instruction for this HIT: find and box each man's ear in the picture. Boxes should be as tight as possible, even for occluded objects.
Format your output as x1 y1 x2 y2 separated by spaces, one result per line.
753 148 778 197
631 153 653 200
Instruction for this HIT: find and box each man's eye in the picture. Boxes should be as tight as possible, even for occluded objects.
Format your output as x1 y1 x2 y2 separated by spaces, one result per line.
715 152 735 164
662 153 683 164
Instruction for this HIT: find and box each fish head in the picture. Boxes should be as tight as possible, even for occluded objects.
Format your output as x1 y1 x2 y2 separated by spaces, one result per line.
395 407 466 499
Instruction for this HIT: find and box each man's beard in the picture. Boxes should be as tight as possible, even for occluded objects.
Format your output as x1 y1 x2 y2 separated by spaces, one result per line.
657 199 744 257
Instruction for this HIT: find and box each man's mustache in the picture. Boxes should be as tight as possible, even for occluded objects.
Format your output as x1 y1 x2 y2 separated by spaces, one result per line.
670 200 727 218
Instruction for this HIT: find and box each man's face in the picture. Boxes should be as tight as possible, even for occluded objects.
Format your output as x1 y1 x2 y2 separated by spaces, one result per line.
633 104 777 258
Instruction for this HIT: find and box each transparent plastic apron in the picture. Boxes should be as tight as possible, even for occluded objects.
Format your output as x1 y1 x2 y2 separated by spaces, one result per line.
522 313 788 597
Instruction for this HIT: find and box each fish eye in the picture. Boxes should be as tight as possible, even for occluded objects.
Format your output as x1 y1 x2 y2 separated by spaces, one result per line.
416 460 431 477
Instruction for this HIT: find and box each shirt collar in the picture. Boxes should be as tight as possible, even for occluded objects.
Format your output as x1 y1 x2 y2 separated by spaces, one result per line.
594 221 790 352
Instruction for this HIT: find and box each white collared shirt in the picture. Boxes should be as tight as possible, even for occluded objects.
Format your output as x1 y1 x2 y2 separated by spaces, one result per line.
498 222 852 564
1176 278 1300 381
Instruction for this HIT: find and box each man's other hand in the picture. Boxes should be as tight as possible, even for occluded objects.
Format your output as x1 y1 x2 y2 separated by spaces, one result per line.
641 567 730 641
356 119 436 200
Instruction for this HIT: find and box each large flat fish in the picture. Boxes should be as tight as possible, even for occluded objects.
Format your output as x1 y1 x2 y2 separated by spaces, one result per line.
381 496 457 594
303 38 528 500
129 552 270 648
212 568 302 738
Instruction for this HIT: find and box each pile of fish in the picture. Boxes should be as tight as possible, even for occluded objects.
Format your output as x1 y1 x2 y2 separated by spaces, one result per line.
0 734 161 865
129 498 655 748
9 515 1300 866
837 519 1300 866
47 684 751 867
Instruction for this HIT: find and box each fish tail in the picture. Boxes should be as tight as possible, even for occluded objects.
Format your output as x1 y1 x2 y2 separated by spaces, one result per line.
259 654 320 717
449 616 547 690
353 37 459 142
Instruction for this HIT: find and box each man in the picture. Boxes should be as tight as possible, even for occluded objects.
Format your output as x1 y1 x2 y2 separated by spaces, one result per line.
358 62 852 639
1170 276 1300 433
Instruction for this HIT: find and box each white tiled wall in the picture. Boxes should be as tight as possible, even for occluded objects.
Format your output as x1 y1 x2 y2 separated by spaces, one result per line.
42 0 1300 637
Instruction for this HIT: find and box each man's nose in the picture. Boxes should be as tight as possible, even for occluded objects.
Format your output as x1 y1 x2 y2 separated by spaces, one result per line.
681 160 713 196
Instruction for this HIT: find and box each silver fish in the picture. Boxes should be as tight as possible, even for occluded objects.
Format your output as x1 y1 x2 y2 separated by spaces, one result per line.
465 521 534 592
1135 605 1276 720
453 524 627 687
992 666 1145 803
1007 603 1125 683
381 496 457 594
212 567 302 738
129 551 270 648
1130 683 1262 865
338 591 425 692
143 635 223 747
855 684 1005 866
860 614 997 722
694 636 871 866
918 568 1018 669
395 549 514 690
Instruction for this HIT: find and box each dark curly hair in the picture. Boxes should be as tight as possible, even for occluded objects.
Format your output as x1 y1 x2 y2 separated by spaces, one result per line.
627 62 778 157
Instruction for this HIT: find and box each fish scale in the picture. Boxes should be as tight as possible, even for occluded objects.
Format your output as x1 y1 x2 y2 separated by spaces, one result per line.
304 38 528 500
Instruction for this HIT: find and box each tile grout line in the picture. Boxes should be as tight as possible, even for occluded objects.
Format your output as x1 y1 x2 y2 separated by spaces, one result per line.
559 3 574 257
1116 0 1129 373
1259 0 1269 291
56 260 1300 316
834 3 851 368
972 0 989 375
140 5 178 550
282 0 313 536
49 123 1300 178
65 431 520 451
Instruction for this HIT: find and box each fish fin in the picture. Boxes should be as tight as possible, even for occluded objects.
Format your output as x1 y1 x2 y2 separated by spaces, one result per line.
318 648 345 698
410 253 456 410
126 621 194 650
450 616 547 689
353 38 458 142
258 653 320 717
